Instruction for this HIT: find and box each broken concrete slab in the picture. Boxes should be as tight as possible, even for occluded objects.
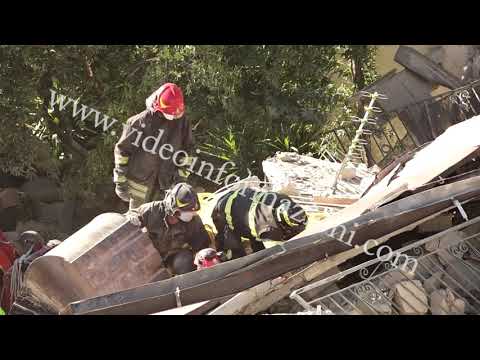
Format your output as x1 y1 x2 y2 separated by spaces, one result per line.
393 280 429 315
430 288 466 315
427 46 480 83
395 45 464 90
380 270 416 289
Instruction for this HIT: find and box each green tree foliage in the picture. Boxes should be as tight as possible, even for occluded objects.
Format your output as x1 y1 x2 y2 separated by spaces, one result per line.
0 45 377 196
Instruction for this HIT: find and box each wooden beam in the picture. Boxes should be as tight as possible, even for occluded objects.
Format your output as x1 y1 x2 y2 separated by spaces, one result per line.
394 46 463 90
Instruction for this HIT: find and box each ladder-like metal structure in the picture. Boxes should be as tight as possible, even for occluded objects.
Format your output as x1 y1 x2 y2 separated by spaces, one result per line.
330 91 387 194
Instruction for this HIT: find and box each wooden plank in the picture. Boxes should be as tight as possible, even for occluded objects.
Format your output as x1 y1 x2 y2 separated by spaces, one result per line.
395 46 463 90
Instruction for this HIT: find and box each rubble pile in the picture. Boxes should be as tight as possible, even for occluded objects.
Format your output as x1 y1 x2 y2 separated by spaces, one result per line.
262 152 378 211
293 218 480 316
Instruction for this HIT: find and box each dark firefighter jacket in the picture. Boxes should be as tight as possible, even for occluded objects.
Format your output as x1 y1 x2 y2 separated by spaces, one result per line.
113 106 193 195
134 201 211 261
211 188 307 257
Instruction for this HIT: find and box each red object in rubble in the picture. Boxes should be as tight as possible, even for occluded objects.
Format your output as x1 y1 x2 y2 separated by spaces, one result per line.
0 230 16 273
194 248 221 270
0 236 55 313
0 230 16 313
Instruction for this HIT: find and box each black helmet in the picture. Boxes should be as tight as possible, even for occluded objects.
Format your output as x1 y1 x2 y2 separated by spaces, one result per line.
276 202 308 229
164 183 200 214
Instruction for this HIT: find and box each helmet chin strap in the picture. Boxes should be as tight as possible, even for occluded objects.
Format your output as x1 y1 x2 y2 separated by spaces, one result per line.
162 111 184 121
163 113 175 121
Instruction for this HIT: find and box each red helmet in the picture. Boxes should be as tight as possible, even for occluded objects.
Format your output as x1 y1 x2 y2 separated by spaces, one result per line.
152 83 185 120
194 248 221 270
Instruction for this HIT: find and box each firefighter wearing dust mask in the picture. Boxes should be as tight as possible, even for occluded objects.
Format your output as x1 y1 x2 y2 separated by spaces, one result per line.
126 183 211 275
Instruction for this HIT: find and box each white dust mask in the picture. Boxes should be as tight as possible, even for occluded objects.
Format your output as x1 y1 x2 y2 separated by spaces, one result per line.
178 211 195 222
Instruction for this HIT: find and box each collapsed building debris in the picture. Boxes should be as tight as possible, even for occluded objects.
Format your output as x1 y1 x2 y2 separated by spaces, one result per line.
8 46 480 316
290 215 480 315
13 109 480 315
12 172 480 315
203 109 480 315
262 152 377 210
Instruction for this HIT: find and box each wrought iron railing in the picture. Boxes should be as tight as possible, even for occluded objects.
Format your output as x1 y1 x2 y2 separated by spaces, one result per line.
320 79 480 169
290 216 480 315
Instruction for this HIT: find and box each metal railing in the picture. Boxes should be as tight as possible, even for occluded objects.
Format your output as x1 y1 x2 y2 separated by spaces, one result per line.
320 79 480 169
290 216 480 315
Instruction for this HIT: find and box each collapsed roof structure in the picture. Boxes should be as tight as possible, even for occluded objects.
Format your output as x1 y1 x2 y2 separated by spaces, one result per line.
10 46 480 315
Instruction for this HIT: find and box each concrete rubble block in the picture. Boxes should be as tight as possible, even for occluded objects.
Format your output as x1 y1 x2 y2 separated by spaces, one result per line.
315 305 335 315
267 298 299 314
393 280 429 315
430 289 466 315
20 177 62 204
339 165 356 181
380 270 416 289
420 262 472 295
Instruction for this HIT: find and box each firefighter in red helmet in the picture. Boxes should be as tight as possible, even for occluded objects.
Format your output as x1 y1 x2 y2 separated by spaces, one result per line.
114 83 194 209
